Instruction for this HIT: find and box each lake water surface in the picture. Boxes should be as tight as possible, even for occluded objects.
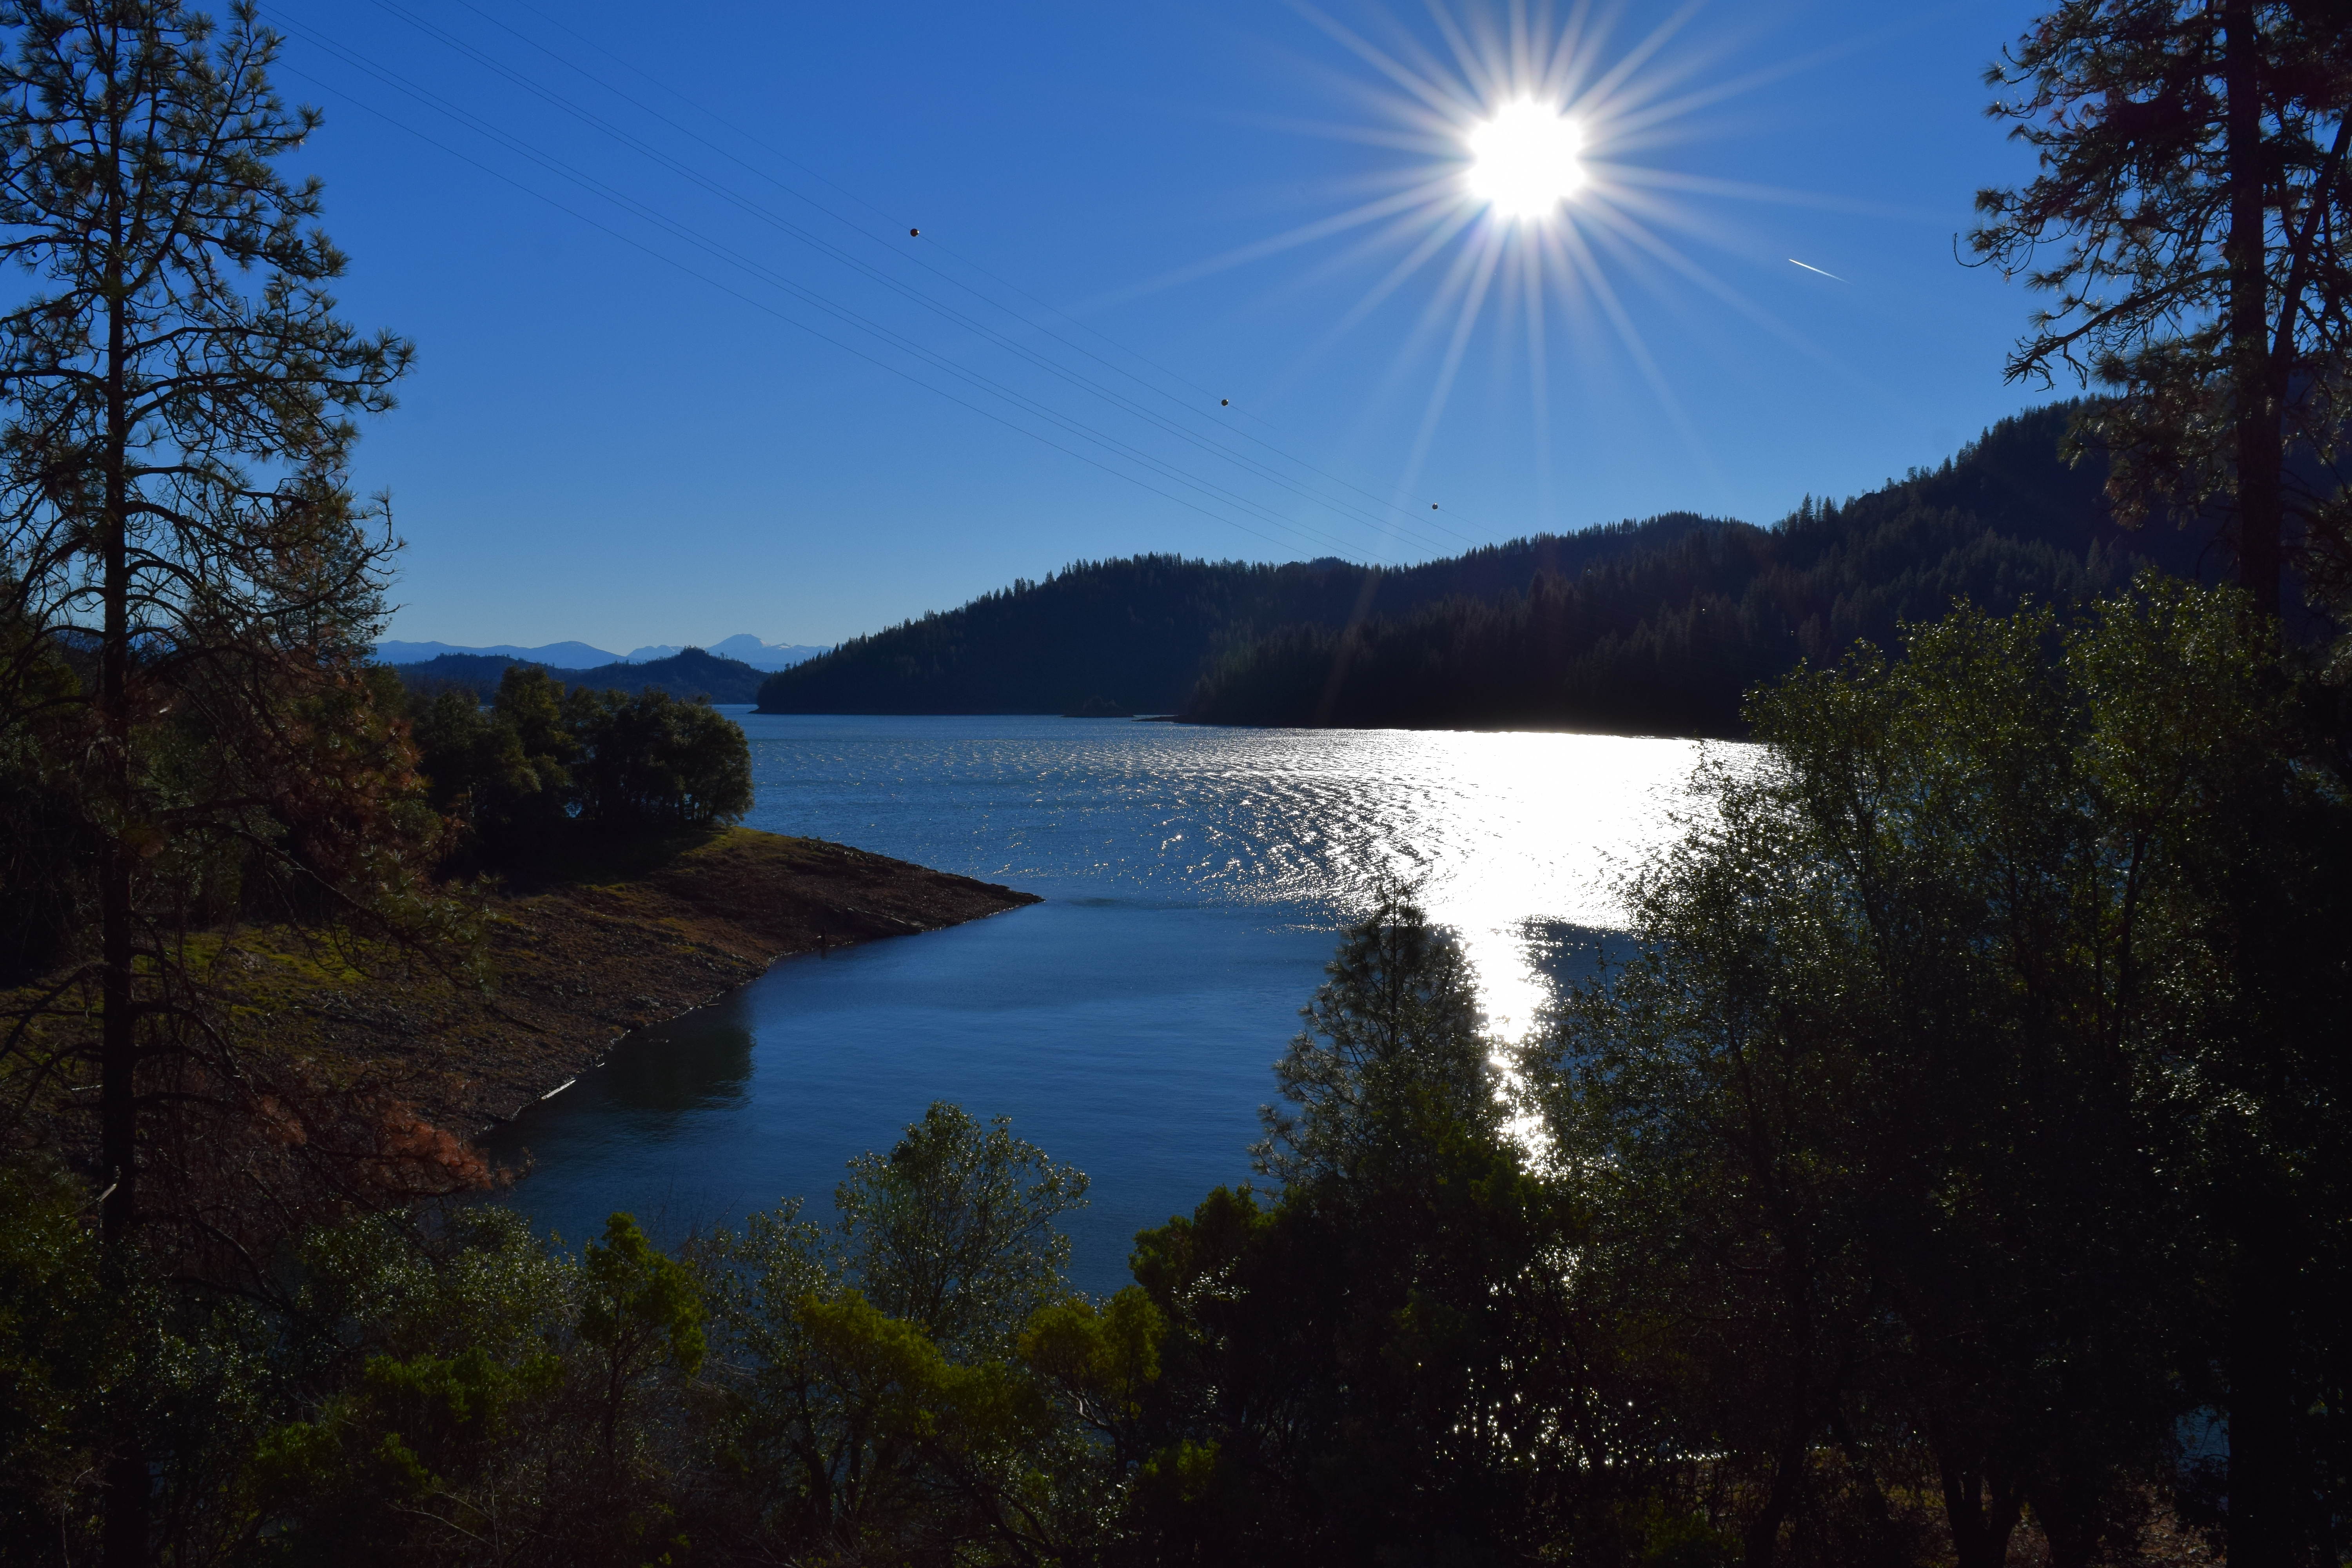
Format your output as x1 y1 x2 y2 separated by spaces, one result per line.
484 713 1713 1291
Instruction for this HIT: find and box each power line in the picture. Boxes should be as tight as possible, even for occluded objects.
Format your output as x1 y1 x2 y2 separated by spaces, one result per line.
269 24 1404 565
331 0 1496 555
338 0 1470 559
476 0 1493 546
269 65 1331 563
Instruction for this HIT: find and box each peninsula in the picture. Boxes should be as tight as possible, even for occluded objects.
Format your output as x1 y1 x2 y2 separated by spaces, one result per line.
272 828 1036 1136
5 828 1037 1155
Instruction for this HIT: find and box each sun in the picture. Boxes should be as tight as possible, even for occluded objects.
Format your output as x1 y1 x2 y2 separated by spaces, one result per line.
1127 1 1823 523
1465 100 1583 219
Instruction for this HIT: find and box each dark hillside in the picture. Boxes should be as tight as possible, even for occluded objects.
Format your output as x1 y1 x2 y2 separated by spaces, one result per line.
1180 518 2138 735
754 517 1720 715
387 647 767 704
757 402 2285 734
575 648 768 703
389 652 529 695
1180 403 2239 734
757 555 1364 716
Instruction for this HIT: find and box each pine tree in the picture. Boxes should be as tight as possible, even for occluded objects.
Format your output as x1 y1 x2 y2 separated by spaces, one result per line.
1971 0 2352 618
0 9 424 1553
0 0 413 1247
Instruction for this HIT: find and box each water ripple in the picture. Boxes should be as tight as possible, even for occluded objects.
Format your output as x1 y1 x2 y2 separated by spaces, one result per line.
735 713 1725 1038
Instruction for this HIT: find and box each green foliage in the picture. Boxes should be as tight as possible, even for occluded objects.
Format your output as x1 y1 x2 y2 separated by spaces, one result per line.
8 564 2350 1566
235 1206 715 1567
706 1278 1047 1562
1532 572 2352 1565
1128 1140 1628 1563
247 1210 563 1563
693 1105 1106 1564
408 667 577 860
0 604 88 982
833 1101 1089 1360
566 686 753 832
581 1212 706 1466
0 1163 276 1566
583 1214 707 1379
1020 1288 1163 1439
404 666 751 867
1122 896 1652 1567
0 1162 103 1553
1252 882 1496 1185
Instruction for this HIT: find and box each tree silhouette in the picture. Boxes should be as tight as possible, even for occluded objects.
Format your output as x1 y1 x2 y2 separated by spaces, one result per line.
0 0 415 1250
1972 1 2352 618
0 8 436 1550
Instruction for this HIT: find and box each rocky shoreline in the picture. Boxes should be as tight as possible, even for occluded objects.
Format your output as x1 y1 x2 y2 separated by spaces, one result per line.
209 828 1038 1141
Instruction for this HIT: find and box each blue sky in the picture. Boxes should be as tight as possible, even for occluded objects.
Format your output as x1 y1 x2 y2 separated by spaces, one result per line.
269 0 2052 651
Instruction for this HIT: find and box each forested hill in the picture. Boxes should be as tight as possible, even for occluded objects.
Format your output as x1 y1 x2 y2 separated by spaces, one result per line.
759 403 2224 732
390 646 768 704
1185 404 2226 736
754 516 1721 715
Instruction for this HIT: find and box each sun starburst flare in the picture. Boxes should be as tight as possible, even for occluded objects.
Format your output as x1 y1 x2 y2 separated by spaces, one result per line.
1465 99 1584 218
1086 1 1928 538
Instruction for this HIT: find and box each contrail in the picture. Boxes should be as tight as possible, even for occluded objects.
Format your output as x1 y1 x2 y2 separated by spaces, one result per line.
1788 258 1846 282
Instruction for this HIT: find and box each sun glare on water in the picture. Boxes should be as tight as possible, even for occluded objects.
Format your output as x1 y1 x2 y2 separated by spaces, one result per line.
1465 99 1583 219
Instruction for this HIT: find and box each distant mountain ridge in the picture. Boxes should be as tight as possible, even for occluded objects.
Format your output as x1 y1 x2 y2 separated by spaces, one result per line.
376 634 824 673
377 639 623 668
757 403 2267 735
617 635 826 671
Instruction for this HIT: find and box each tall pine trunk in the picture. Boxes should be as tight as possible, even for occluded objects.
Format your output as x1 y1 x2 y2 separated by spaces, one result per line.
2221 20 2297 1557
2226 1266 2296 1568
2225 0 2283 619
0 6 411 1546
97 143 149 1568
98 249 134 1252
1740 1436 1805 1568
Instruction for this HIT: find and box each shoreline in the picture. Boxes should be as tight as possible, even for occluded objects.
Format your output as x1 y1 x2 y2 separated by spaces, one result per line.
448 828 1040 1134
98 828 1039 1144
441 828 1040 1134
746 707 1735 740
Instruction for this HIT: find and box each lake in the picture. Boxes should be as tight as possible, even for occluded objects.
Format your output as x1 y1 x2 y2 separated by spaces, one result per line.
483 712 1713 1292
